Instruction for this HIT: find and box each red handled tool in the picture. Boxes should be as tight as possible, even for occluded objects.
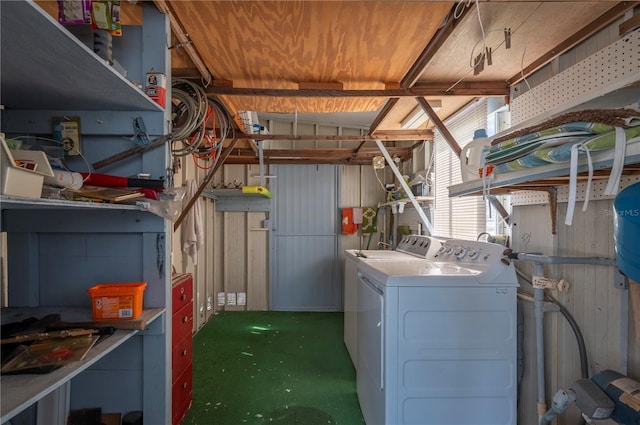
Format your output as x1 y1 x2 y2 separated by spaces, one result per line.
80 173 167 189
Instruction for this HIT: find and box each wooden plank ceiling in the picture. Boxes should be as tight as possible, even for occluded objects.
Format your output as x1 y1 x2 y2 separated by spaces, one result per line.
36 0 638 165
163 0 636 165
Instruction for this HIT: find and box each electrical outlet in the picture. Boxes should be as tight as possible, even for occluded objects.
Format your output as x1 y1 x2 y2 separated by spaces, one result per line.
227 292 237 306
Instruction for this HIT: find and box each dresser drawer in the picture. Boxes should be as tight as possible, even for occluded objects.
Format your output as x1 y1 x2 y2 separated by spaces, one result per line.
172 273 193 314
172 362 192 425
172 331 192 383
173 301 193 342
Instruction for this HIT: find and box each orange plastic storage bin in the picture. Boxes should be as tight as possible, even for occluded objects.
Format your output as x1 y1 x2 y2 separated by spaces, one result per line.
87 282 147 320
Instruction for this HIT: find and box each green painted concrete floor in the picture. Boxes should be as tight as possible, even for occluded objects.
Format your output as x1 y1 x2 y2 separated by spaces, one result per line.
181 311 366 425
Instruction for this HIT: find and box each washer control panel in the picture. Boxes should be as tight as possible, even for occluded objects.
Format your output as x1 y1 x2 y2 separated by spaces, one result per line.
434 238 508 265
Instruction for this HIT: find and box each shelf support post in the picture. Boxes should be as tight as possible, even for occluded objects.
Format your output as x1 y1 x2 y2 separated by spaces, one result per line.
375 140 434 235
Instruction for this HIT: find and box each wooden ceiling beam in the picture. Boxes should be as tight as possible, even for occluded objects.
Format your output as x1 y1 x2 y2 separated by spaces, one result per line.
416 97 461 156
153 0 212 83
507 1 640 86
221 146 413 165
225 147 412 157
204 82 509 98
369 98 399 133
240 131 432 142
402 3 475 89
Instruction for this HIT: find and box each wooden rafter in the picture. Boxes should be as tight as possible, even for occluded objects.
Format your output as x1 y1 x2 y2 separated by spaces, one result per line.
222 146 414 165
153 0 211 83
402 3 475 89
240 131 433 142
204 82 509 98
416 97 461 156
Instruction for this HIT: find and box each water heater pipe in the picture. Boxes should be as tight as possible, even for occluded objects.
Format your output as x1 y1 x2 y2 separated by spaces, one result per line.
375 140 434 235
512 252 619 423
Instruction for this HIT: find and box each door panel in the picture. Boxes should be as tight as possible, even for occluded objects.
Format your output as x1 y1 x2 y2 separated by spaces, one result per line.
270 165 340 311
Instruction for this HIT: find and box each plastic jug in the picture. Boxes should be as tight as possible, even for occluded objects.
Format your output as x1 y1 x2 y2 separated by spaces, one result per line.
459 129 491 182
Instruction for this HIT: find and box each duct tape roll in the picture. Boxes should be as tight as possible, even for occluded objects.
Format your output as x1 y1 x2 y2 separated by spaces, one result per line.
44 170 83 190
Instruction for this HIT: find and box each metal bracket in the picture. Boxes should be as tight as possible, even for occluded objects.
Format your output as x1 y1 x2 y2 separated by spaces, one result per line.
614 267 629 290
132 116 150 145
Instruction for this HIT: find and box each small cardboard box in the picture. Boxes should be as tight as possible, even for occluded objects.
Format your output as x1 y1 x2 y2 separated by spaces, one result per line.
1 135 55 198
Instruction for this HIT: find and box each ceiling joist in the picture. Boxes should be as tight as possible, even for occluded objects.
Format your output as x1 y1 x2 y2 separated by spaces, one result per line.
241 131 433 142
204 82 509 98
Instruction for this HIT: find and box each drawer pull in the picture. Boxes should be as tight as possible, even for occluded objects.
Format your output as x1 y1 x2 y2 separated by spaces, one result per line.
182 382 188 389
182 349 187 356
183 316 189 323
181 294 187 301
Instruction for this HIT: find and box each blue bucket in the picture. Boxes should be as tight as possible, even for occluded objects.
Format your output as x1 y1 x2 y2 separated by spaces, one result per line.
614 182 640 282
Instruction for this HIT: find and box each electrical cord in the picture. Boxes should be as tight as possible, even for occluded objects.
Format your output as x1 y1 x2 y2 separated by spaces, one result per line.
12 135 93 185
171 78 208 157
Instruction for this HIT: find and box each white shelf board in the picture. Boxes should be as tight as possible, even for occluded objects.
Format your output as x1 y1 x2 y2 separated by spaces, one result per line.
0 307 164 423
0 1 162 112
449 142 640 197
202 188 272 212
0 195 147 211
378 196 434 207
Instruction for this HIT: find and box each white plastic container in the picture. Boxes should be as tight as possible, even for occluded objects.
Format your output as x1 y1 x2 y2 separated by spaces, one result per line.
459 129 491 182
1 136 55 198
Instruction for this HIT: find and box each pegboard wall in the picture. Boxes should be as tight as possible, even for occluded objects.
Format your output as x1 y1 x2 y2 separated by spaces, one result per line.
511 175 640 206
511 29 640 125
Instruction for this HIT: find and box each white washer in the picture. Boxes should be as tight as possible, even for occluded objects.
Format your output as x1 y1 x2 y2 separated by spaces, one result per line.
344 236 441 367
356 239 519 425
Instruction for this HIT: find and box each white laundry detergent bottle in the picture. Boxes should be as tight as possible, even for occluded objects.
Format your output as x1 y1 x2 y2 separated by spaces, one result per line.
459 128 491 182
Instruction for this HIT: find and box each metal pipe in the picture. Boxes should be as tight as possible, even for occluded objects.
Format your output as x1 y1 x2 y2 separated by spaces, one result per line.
513 253 617 425
375 140 434 235
533 262 547 422
516 253 616 267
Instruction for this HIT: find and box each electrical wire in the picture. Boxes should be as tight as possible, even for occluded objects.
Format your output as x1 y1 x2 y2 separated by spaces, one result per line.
171 78 208 157
12 135 93 184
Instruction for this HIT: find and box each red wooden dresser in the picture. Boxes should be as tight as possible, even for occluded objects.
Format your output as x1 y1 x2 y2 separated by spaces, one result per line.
171 273 193 425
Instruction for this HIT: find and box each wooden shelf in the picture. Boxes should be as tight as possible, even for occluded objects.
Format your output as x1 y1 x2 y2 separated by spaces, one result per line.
0 307 164 423
0 1 161 112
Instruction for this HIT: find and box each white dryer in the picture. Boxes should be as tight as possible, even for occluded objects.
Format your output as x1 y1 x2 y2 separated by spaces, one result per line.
356 238 519 425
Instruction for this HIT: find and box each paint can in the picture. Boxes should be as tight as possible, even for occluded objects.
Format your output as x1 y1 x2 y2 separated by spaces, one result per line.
145 70 167 107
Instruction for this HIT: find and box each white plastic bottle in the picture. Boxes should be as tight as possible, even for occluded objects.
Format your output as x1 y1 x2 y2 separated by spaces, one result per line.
459 129 491 182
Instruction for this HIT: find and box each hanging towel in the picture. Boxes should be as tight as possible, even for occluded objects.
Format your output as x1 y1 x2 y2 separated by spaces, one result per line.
341 208 357 234
361 207 378 234
353 207 364 224
182 179 204 265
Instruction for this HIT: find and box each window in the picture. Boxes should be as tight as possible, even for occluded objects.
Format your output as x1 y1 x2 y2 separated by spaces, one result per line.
433 99 488 240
